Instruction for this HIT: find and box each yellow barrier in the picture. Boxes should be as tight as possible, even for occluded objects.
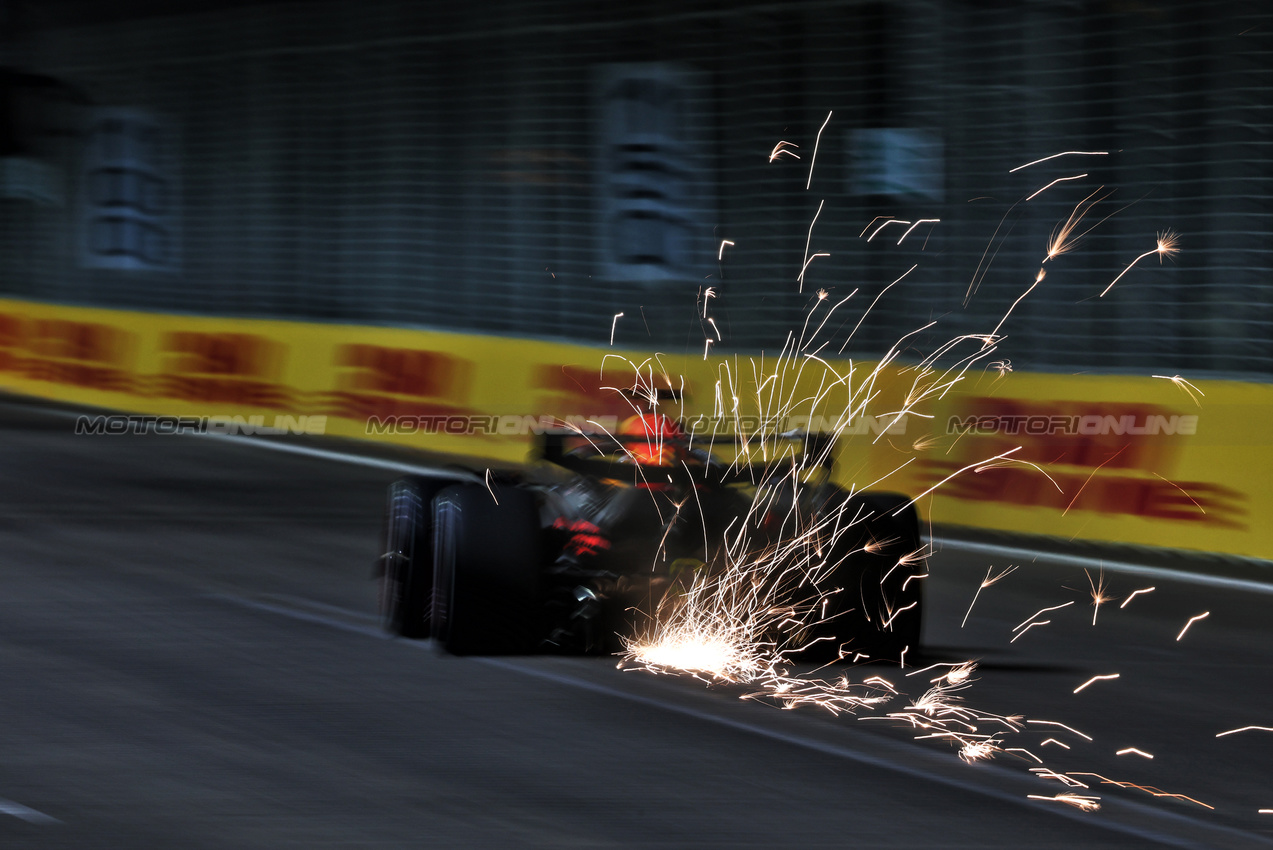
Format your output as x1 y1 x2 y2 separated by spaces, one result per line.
0 297 1268 560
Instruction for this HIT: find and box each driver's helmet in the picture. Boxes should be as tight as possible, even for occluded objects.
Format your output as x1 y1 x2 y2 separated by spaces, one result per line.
618 412 684 466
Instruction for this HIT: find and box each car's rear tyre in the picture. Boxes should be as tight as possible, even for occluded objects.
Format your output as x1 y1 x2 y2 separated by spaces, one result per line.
431 484 542 655
808 487 925 662
378 477 442 638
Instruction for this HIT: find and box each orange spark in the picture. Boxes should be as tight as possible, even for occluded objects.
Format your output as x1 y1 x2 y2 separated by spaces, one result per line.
1013 601 1075 633
1149 473 1206 514
1100 230 1181 296
961 564 1019 628
1176 611 1209 641
1063 447 1127 515
1027 794 1101 812
1073 673 1120 694
1044 186 1110 262
1151 373 1205 406
1027 719 1093 741
1010 150 1109 172
897 218 940 244
1216 725 1273 737
1086 567 1116 625
768 140 800 162
1026 173 1088 201
798 199 826 292
1010 620 1051 643
806 111 832 190
1119 587 1155 609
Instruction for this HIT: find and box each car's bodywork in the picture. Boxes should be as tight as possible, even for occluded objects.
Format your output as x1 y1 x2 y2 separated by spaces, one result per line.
376 422 925 660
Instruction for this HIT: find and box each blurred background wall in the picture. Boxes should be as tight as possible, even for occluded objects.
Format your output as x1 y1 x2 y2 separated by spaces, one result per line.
0 0 1269 377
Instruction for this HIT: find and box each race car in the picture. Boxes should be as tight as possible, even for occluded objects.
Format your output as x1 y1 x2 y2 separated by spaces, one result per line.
375 413 926 660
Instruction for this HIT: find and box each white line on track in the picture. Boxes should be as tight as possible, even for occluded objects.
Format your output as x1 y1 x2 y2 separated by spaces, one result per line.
931 538 1273 596
0 797 60 824
207 593 389 640
213 592 1272 850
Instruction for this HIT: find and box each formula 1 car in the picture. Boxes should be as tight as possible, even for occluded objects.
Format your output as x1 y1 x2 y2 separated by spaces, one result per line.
375 414 925 660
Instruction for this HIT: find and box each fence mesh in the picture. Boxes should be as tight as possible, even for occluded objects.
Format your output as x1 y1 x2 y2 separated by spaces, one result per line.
1 0 1270 378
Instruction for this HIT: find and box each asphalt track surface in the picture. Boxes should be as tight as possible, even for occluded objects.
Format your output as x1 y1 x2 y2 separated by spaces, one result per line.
2 398 1272 848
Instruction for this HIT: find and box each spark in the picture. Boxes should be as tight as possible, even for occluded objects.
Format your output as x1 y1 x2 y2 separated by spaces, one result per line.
866 219 911 242
882 601 919 631
960 739 1001 763
1176 611 1209 641
1261 810 1273 815
987 268 1044 338
1027 794 1101 813
1119 587 1155 609
483 469 500 505
1069 773 1214 809
1146 473 1207 516
1086 568 1115 625
943 661 977 685
1044 186 1110 261
1151 373 1205 406
1010 150 1109 172
1010 620 1051 643
898 446 1027 512
1012 601 1074 633
806 111 832 190
987 359 1012 377
1025 174 1087 201
798 253 831 286
1027 719 1093 742
839 264 917 354
610 312 624 345
897 219 940 245
901 572 928 592
967 201 1021 304
1216 725 1273 737
608 161 1213 812
768 140 800 162
1073 674 1120 694
1100 230 1181 297
1006 748 1043 764
859 216 893 238
910 435 940 452
1116 747 1153 759
1032 768 1089 788
962 564 1018 628
1063 447 1127 515
798 200 826 292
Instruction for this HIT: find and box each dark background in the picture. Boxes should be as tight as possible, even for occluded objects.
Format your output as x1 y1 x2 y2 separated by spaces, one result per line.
1 0 1269 375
